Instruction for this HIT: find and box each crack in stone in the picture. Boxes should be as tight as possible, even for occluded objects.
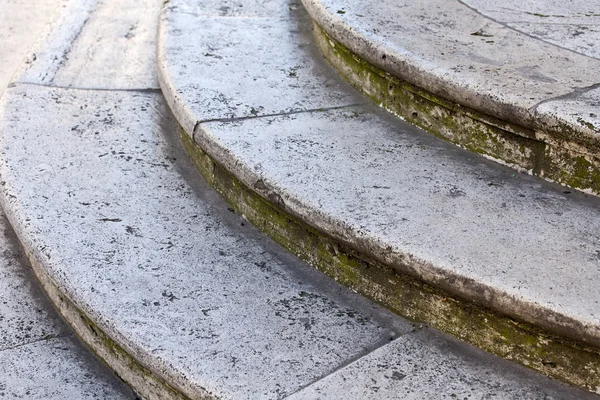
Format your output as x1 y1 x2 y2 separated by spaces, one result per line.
194 103 365 133
529 81 600 113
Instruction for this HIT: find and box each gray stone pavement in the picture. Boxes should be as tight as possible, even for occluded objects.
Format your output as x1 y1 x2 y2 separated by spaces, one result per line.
0 0 599 398
0 212 136 399
462 0 600 59
0 1 136 398
0 0 60 93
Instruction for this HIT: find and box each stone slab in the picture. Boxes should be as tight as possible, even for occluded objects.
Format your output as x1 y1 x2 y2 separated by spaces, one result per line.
537 87 600 135
163 0 290 18
300 0 600 137
0 214 65 350
0 336 135 399
0 84 409 399
196 104 600 347
157 2 359 134
15 0 162 89
0 0 61 93
463 0 600 59
288 328 599 399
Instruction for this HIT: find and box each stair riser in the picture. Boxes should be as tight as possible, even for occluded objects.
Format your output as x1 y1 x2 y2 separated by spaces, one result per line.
312 23 600 196
179 126 600 393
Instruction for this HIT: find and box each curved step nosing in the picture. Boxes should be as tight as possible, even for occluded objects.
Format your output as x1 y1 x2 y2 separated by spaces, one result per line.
300 0 599 138
172 122 600 392
0 198 201 400
155 48 600 349
15 237 196 400
300 0 600 195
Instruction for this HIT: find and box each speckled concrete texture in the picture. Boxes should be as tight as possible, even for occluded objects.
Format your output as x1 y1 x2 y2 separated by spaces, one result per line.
0 0 61 92
0 216 65 350
288 328 599 399
0 84 411 399
3 0 600 397
15 0 162 89
157 0 600 373
157 0 360 134
538 87 600 134
462 0 600 59
0 336 135 399
0 214 135 399
195 105 600 348
300 0 600 158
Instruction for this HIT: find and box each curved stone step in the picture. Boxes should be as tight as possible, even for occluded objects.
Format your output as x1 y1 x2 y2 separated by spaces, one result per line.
300 0 600 194
157 0 600 392
0 212 137 399
2 0 599 398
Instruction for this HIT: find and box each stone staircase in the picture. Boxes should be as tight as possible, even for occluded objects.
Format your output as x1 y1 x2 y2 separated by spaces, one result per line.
0 0 599 398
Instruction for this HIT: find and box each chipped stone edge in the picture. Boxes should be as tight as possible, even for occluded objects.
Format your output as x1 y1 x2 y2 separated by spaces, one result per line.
174 126 600 394
300 0 600 195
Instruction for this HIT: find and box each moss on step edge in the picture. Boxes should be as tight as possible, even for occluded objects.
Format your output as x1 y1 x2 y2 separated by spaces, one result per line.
312 23 600 195
17 238 200 400
181 128 600 394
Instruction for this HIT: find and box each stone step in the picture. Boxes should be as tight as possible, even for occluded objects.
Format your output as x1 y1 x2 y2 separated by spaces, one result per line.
0 0 598 398
157 0 600 392
0 212 137 399
300 0 600 195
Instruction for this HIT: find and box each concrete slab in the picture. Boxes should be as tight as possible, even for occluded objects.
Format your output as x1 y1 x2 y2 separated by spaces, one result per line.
195 104 600 348
300 0 600 128
163 0 289 18
462 0 600 59
0 336 134 399
0 0 61 93
537 87 600 135
15 0 162 89
157 2 359 134
0 84 409 399
288 328 599 399
0 214 65 351
0 208 135 398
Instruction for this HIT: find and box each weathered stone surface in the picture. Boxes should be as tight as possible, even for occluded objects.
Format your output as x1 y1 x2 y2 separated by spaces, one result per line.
0 84 408 399
298 0 600 194
463 0 600 59
0 336 135 399
0 199 133 399
0 0 61 93
15 0 162 89
163 0 289 17
157 1 359 134
196 104 600 348
537 87 600 145
300 0 600 129
289 328 600 399
0 215 65 351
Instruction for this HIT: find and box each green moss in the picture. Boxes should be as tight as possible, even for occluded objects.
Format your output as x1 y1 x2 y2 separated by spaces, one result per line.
312 23 600 194
180 127 600 393
577 117 596 131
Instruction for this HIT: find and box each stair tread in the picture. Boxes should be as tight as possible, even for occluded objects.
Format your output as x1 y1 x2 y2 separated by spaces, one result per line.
157 0 600 347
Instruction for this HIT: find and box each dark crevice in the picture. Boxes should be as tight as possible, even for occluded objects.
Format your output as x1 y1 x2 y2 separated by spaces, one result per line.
193 103 364 133
456 0 600 61
13 81 162 93
529 81 600 112
282 324 424 399
0 333 68 354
